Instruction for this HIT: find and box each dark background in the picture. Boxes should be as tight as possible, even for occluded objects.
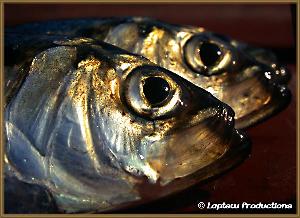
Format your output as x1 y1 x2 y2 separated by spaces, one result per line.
4 4 297 214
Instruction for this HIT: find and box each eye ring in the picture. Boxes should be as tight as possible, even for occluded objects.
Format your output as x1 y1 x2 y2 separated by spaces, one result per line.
183 35 231 76
122 66 182 120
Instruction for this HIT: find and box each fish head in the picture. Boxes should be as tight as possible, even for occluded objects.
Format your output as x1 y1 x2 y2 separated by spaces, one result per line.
54 39 250 209
46 38 248 187
181 31 291 128
59 38 250 188
111 56 249 186
5 36 250 212
114 19 291 129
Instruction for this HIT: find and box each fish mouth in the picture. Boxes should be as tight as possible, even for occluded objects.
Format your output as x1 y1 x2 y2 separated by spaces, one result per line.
100 129 251 213
144 102 249 186
133 124 251 204
161 129 250 188
234 66 291 129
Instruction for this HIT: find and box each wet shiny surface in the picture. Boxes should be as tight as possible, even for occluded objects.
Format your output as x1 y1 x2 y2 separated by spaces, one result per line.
4 36 251 213
6 17 292 129
115 65 296 213
4 4 296 214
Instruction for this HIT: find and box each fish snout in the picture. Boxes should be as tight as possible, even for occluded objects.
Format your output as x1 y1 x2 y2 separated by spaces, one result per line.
188 83 236 127
244 46 291 85
178 77 236 128
262 64 291 101
261 65 292 110
263 64 291 86
217 103 235 128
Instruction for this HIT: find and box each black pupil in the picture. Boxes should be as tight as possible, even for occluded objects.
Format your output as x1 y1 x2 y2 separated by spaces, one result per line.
143 77 170 106
199 42 222 67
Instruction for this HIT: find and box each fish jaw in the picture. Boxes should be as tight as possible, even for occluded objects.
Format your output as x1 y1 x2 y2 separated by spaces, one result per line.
139 103 249 185
125 128 251 207
234 79 291 129
221 65 292 129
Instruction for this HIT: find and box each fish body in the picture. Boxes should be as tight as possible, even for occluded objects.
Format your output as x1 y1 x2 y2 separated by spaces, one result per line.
6 17 291 129
5 36 250 213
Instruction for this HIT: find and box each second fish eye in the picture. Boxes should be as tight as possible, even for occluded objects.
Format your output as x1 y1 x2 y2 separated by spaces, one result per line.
183 35 231 76
142 77 171 107
199 42 223 67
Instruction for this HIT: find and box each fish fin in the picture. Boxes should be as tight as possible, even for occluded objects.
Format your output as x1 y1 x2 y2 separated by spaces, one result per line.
5 121 47 181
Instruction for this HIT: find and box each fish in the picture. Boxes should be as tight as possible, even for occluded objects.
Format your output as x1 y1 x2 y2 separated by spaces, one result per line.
4 35 251 213
5 17 292 129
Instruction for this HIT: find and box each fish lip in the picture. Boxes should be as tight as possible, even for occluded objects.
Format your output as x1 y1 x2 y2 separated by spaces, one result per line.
235 83 292 129
214 103 235 129
223 104 235 126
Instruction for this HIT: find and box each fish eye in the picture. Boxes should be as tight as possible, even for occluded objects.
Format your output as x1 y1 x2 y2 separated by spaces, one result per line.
199 42 223 67
184 35 231 76
142 77 171 107
123 66 182 119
